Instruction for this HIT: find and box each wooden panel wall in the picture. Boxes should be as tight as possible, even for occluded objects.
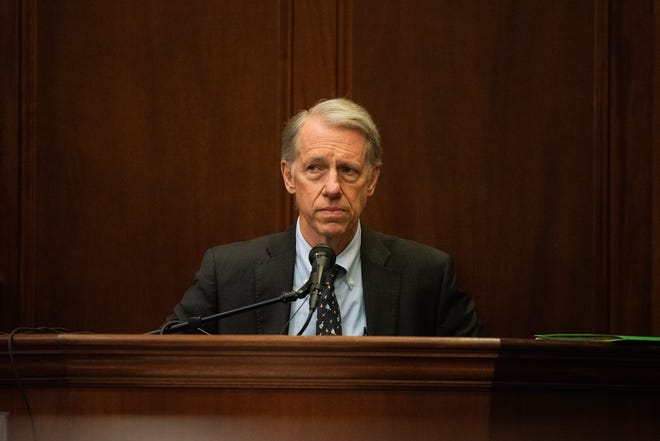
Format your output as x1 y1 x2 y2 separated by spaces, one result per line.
32 0 293 332
352 0 602 337
608 0 655 335
0 0 20 330
655 0 660 336
1 0 658 337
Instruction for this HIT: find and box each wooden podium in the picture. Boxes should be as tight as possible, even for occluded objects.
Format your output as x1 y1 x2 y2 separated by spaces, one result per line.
1 334 658 440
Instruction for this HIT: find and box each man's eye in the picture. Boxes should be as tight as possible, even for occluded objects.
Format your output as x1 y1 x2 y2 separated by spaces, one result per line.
305 164 325 176
342 166 358 175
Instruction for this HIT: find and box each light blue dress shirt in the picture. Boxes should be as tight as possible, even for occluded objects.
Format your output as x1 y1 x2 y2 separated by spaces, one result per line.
288 218 367 336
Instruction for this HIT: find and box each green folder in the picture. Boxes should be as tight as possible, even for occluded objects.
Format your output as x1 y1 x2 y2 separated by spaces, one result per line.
534 334 660 343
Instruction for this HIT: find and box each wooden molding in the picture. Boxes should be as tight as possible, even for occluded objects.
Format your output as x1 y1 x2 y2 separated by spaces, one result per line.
1 334 499 390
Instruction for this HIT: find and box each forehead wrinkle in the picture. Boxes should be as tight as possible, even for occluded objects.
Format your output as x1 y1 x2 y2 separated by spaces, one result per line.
302 146 364 163
297 117 368 160
298 139 368 168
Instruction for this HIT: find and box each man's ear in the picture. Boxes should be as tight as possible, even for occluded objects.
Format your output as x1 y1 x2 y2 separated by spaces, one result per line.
367 165 381 196
281 160 296 194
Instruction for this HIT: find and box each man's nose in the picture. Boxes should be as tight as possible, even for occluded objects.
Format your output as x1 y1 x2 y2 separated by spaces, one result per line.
322 169 341 196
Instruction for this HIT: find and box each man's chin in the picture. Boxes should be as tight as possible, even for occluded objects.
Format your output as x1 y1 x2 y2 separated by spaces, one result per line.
300 217 356 245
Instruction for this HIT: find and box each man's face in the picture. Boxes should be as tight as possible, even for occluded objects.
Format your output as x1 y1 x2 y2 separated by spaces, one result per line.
281 117 380 252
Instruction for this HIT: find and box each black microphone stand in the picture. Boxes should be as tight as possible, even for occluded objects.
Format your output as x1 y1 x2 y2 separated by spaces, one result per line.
146 284 311 335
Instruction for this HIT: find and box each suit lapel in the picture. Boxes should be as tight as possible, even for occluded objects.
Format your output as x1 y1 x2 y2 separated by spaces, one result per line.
361 229 401 336
251 227 402 335
254 229 296 334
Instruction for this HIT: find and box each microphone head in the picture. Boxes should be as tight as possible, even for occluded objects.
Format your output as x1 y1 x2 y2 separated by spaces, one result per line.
308 244 336 267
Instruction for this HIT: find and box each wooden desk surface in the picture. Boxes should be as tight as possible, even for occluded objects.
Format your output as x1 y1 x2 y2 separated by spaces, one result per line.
1 334 658 441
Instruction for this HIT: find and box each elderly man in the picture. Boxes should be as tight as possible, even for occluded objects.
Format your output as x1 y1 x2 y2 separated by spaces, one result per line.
165 98 485 336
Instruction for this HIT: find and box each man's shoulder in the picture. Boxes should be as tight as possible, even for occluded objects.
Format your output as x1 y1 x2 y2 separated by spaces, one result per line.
207 228 294 263
362 228 451 265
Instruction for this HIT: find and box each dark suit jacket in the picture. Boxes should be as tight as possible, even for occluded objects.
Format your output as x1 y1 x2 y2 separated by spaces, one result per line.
169 226 486 336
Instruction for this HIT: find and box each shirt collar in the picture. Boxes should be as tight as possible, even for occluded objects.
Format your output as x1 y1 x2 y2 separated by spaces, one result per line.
295 218 361 290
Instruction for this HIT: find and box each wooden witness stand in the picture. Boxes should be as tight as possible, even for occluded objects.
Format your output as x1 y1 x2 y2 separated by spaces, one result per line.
1 334 659 440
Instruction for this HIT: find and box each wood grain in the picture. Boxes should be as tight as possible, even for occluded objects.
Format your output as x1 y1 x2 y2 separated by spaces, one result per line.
0 0 657 339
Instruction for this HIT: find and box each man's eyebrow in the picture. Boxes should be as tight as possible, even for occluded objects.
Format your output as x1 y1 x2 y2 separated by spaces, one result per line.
302 155 325 164
337 158 362 167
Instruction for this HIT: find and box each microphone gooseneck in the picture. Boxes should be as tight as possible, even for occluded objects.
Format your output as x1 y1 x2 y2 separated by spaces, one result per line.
307 244 336 311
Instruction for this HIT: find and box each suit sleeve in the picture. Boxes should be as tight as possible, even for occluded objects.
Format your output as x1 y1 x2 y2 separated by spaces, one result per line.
165 248 220 334
435 256 488 337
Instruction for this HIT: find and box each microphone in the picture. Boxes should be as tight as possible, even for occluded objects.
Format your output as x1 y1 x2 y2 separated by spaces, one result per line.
307 244 336 311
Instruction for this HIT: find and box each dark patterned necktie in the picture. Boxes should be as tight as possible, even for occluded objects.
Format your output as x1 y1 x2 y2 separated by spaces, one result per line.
316 264 343 335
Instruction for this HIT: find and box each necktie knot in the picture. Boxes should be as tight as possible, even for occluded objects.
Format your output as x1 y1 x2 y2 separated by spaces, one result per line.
325 264 342 282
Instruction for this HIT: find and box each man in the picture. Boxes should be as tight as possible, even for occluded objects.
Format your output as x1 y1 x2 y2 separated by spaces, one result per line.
165 98 485 336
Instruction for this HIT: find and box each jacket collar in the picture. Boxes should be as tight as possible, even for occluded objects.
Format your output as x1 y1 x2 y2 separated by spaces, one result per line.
254 227 296 334
253 226 403 336
360 228 401 336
